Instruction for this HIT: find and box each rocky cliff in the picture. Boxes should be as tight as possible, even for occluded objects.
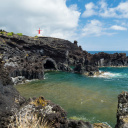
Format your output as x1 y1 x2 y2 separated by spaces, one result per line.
0 56 25 127
0 31 99 79
1 31 128 80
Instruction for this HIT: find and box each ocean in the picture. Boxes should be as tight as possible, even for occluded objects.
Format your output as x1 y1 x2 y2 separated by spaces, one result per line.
15 51 128 128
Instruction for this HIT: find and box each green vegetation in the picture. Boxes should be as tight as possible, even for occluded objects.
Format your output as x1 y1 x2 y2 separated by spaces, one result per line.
0 30 6 35
17 33 23 36
35 35 38 38
0 31 5 35
31 96 47 107
7 32 14 36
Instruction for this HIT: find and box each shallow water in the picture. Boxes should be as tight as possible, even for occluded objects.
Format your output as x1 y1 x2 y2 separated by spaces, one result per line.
15 67 128 128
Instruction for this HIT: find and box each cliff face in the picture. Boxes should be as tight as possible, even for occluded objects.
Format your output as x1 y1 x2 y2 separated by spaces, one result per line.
0 57 25 128
0 32 93 79
1 32 127 80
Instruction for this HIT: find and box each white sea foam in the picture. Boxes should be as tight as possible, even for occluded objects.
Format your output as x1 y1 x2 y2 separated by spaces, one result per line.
44 73 49 79
94 71 121 78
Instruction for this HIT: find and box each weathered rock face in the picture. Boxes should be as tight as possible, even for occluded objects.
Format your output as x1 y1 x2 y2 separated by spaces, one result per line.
74 63 99 76
4 56 44 80
0 58 25 128
0 33 89 77
1 32 128 78
115 91 128 128
57 62 73 72
74 63 85 74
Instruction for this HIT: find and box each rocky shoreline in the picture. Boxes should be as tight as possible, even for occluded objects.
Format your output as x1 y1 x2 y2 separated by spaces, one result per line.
1 30 128 127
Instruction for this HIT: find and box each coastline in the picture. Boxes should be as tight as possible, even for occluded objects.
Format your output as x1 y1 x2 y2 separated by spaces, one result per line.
1 31 128 127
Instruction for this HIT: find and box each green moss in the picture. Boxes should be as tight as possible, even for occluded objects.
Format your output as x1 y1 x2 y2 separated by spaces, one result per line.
17 33 23 36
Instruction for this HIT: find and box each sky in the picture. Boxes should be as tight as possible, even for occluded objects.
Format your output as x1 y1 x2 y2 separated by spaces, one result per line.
0 0 128 51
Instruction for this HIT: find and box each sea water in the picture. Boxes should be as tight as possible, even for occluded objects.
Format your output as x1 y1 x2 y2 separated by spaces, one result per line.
15 51 128 128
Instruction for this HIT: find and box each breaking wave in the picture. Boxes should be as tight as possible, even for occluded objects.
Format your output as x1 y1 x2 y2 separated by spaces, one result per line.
94 71 122 78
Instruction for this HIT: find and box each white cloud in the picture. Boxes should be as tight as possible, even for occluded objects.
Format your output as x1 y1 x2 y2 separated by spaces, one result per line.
110 25 127 31
0 0 80 40
99 0 128 18
116 1 128 18
82 0 128 18
82 19 115 36
82 2 97 17
82 20 104 36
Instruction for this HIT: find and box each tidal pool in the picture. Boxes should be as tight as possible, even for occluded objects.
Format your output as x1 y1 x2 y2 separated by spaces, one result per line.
15 68 128 127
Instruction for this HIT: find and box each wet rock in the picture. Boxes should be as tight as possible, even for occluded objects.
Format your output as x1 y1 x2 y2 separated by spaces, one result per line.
11 76 25 85
85 65 99 72
93 123 111 128
68 120 93 128
74 63 84 74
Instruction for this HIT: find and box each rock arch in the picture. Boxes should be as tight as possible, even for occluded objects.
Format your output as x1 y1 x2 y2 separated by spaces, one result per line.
43 58 57 70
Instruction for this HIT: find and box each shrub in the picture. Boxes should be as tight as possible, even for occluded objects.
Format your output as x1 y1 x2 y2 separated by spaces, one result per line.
35 35 38 38
0 31 5 35
31 96 47 107
7 32 13 36
8 112 51 128
17 33 23 36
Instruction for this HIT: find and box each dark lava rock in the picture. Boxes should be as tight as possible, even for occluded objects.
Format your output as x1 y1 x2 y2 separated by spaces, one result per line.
85 65 99 72
0 58 26 128
44 104 68 128
115 91 128 128
57 62 72 72
74 63 85 74
85 52 128 67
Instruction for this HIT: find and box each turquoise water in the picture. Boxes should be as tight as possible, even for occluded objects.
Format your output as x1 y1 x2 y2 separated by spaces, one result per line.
16 67 128 128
